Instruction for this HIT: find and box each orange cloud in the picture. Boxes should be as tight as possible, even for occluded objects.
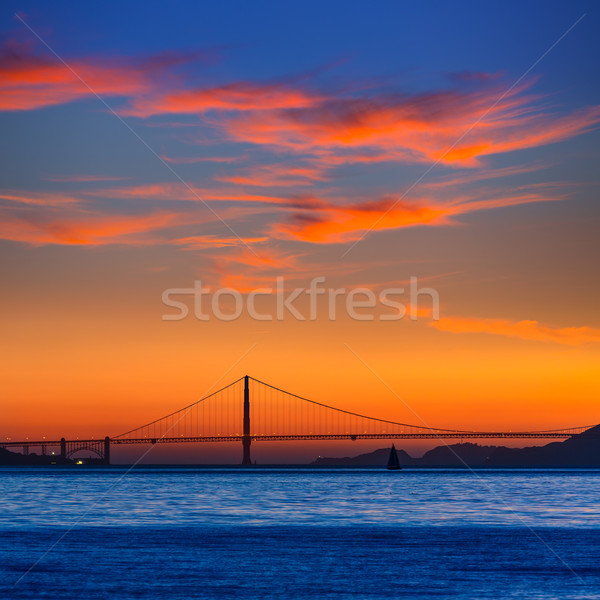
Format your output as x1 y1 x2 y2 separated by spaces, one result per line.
122 81 322 117
0 190 80 206
43 174 130 182
0 209 178 246
0 44 152 111
211 246 302 291
84 182 287 205
160 154 242 164
4 42 597 172
0 179 283 250
174 235 268 249
216 164 327 187
273 190 558 243
0 182 273 248
0 42 205 111
422 163 549 189
432 316 600 347
276 199 445 243
222 85 600 166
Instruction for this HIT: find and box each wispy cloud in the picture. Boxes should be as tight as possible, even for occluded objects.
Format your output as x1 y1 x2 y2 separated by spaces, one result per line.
211 246 302 291
0 190 81 206
43 174 130 182
83 181 288 205
174 235 268 250
121 81 323 117
272 188 562 243
159 153 241 164
0 41 207 111
421 163 551 189
0 42 149 110
3 39 598 173
0 209 178 246
219 81 600 167
432 316 600 346
215 163 328 187
0 183 271 248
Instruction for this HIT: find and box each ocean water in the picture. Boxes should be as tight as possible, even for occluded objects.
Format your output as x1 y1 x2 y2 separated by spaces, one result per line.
1 468 599 599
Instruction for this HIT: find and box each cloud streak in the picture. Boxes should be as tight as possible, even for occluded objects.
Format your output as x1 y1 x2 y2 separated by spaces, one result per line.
0 42 205 111
43 174 130 182
273 189 562 243
432 316 600 347
122 81 323 117
0 209 178 246
0 43 151 110
220 83 600 167
2 39 598 173
174 235 268 250
215 163 328 187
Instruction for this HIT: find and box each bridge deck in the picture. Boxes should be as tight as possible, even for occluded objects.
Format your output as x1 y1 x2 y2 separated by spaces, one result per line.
0 431 577 449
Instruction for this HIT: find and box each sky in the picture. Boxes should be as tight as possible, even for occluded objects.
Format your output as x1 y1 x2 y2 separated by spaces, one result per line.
1 1 599 463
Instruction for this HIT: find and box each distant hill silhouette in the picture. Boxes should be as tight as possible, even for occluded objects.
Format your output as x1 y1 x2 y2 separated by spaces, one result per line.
311 425 600 467
0 447 74 466
313 447 413 466
485 424 600 467
418 442 499 466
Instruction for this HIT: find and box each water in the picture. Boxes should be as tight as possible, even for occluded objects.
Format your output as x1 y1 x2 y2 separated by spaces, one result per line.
1 468 600 599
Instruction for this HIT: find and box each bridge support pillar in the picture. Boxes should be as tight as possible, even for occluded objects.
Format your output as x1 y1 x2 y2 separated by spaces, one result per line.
242 375 252 465
60 437 66 461
104 436 111 465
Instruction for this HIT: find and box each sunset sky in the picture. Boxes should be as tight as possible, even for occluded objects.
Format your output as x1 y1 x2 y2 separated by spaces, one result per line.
1 2 599 462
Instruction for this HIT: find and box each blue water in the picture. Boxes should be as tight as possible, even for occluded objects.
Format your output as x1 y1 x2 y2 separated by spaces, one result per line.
1 468 599 599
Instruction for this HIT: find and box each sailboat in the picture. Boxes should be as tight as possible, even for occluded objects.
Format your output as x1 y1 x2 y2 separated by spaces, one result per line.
387 444 402 470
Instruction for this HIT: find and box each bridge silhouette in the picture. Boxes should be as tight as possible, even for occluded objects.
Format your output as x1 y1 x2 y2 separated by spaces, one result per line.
1 375 594 465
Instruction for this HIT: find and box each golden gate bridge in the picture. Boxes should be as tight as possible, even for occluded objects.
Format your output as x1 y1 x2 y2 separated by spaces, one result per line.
1 375 594 464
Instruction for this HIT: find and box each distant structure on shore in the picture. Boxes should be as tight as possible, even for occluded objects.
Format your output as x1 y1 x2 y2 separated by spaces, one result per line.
0 447 106 466
0 447 73 466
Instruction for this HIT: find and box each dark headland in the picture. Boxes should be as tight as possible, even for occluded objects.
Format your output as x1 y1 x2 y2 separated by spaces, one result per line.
311 425 600 467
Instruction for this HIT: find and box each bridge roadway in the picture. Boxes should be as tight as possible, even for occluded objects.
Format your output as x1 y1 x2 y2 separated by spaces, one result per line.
0 430 578 450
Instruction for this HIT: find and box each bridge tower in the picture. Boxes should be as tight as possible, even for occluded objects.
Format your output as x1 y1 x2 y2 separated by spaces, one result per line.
242 375 252 465
104 436 111 465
